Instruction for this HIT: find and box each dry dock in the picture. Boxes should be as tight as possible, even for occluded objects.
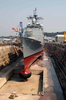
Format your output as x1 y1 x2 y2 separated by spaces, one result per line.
0 51 65 100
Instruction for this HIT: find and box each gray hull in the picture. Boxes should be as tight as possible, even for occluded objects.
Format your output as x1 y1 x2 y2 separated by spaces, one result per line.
23 37 43 58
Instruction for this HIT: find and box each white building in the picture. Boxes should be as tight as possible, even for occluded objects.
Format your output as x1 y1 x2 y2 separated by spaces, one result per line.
55 35 64 43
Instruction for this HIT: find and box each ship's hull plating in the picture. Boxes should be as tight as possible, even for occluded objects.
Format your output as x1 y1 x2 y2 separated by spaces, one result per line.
23 37 43 69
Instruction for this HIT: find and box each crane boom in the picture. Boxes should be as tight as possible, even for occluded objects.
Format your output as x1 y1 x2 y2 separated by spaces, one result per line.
12 28 22 33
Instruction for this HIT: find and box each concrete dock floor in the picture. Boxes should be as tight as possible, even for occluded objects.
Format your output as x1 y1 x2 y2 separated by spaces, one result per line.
0 74 40 95
0 51 65 100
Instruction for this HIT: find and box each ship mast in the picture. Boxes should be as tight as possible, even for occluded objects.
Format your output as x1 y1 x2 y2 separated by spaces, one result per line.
27 8 44 25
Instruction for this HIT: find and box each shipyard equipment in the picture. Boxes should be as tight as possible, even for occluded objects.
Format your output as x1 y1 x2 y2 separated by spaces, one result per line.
12 22 23 37
64 31 66 43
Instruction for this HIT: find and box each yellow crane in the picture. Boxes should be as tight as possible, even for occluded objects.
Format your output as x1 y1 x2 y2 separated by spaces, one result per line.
64 31 66 43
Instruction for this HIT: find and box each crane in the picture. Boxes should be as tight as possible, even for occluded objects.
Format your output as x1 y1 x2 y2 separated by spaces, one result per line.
12 22 23 37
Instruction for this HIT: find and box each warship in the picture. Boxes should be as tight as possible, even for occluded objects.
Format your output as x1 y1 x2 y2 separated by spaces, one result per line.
12 8 44 79
19 8 44 79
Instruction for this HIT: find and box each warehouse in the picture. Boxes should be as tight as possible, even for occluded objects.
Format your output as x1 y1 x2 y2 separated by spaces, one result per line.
55 35 64 43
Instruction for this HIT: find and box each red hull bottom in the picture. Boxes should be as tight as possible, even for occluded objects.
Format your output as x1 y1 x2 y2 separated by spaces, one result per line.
20 50 43 75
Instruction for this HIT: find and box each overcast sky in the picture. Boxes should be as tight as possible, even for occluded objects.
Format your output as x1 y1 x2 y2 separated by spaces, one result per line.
0 0 66 36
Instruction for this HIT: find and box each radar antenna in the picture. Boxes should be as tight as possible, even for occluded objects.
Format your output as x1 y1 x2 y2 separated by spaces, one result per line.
27 8 44 24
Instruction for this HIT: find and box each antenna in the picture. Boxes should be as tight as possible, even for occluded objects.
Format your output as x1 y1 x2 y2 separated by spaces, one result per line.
35 8 37 14
33 8 37 15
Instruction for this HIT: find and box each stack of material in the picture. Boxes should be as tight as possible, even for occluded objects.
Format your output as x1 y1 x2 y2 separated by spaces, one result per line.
0 45 23 69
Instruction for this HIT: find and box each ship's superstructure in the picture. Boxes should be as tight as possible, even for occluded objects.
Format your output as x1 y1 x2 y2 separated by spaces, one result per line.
23 8 43 43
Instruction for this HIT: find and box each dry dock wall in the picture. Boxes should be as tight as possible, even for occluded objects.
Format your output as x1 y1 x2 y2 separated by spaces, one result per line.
0 45 23 69
45 43 66 96
45 43 66 68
